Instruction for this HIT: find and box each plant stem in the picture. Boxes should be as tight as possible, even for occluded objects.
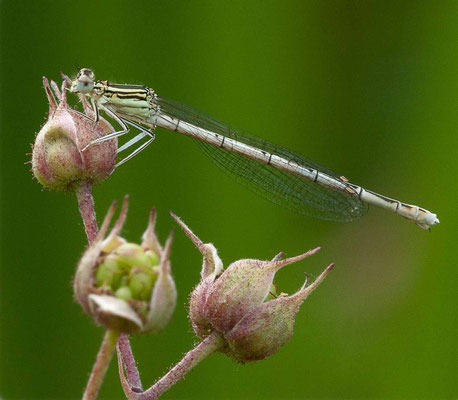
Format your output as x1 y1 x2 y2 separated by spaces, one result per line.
118 333 143 392
75 181 120 399
75 181 98 244
83 330 120 400
140 331 224 399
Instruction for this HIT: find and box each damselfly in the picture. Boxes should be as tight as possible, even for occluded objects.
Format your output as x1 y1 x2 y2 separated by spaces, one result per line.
66 68 439 229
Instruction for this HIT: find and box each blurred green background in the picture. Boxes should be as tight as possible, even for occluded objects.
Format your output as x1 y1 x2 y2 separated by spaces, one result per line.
1 1 457 398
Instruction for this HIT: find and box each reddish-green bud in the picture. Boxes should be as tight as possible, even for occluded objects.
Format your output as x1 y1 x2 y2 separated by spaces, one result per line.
171 213 333 363
32 77 116 191
224 265 333 361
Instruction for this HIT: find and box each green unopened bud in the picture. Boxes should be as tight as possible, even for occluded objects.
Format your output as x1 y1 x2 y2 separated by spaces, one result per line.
95 255 126 289
113 243 151 267
129 270 156 301
94 263 111 288
115 286 133 301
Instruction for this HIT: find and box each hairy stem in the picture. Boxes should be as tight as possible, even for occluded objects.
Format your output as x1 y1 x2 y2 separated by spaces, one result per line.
75 181 98 244
75 182 122 399
137 331 224 399
118 334 143 392
83 330 120 400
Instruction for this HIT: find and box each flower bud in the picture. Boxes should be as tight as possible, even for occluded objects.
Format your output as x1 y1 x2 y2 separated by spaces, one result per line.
74 196 176 333
171 212 333 363
32 77 116 191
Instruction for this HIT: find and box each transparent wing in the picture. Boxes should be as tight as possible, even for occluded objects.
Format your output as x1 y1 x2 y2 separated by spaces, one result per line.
157 97 368 222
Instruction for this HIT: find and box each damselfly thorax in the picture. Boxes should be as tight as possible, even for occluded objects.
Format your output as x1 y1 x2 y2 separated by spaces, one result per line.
93 81 158 122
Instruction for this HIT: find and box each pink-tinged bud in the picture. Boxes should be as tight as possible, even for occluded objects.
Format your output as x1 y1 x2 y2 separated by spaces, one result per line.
74 196 176 334
224 264 333 361
31 77 116 191
171 212 333 363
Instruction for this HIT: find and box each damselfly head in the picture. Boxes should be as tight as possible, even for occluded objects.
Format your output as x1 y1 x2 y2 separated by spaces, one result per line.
71 67 95 94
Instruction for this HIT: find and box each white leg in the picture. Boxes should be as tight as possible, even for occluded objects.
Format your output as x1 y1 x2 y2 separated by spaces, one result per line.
117 132 148 153
114 118 156 167
82 106 130 151
91 97 100 122
114 134 155 169
82 104 156 166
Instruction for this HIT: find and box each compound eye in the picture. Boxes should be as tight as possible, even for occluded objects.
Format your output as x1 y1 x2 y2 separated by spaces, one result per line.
82 68 95 81
77 68 94 78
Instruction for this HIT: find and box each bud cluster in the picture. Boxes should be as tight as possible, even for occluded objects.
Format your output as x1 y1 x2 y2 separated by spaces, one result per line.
74 197 176 334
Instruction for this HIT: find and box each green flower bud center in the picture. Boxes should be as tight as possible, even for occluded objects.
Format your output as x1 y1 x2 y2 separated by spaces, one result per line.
95 243 160 318
115 286 133 301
